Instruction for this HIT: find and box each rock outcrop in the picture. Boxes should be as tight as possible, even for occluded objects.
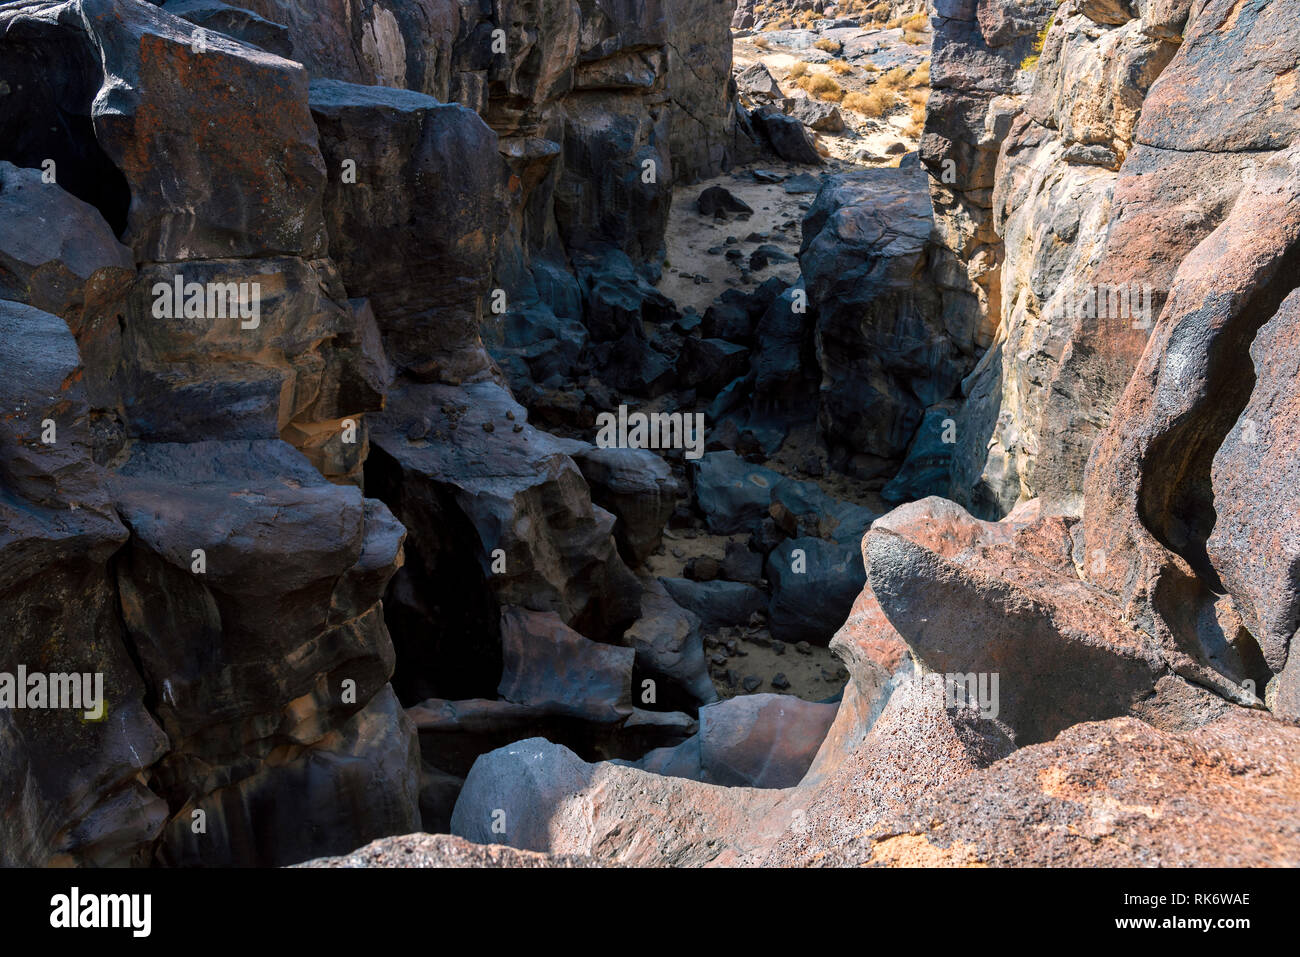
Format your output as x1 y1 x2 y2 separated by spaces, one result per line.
9 0 1300 874
0 0 742 866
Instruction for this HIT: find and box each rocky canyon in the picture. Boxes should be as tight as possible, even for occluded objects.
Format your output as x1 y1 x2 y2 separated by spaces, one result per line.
1 0 1298 873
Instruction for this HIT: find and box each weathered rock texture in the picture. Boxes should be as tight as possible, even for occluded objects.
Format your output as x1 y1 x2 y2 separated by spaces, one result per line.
0 0 743 867
930 0 1300 717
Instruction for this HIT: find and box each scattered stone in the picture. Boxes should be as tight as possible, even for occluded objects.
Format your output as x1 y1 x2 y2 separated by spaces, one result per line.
697 185 755 217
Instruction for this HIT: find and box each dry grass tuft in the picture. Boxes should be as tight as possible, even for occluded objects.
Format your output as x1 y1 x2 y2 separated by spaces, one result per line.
842 87 897 117
878 66 912 90
798 72 845 101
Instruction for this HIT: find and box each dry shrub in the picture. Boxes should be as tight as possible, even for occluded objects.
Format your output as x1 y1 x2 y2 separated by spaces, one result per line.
878 66 911 90
788 60 810 77
829 59 853 75
906 97 927 135
798 72 845 101
753 36 771 48
853 0 890 23
842 87 897 117
911 62 930 86
813 37 842 53
902 29 928 44
902 12 929 31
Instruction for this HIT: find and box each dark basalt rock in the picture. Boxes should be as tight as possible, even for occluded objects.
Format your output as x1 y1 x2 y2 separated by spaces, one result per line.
697 185 755 217
751 106 823 165
309 78 508 383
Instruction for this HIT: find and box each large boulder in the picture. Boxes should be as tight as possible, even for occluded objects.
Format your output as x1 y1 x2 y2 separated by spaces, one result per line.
766 537 865 645
659 577 769 633
309 79 507 382
622 580 716 707
800 165 954 478
451 736 788 865
570 445 680 565
497 608 634 723
751 105 823 165
697 694 838 788
864 507 1167 745
0 0 329 262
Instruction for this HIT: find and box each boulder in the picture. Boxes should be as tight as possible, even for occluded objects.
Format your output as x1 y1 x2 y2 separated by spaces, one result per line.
800 164 950 477
498 608 634 723
697 185 755 217
570 445 680 565
309 79 507 382
0 0 328 261
451 736 787 865
787 97 845 132
766 537 865 645
691 451 783 534
736 62 782 98
660 578 769 633
623 581 716 706
697 694 838 788
864 518 1167 745
752 106 824 164
679 337 750 397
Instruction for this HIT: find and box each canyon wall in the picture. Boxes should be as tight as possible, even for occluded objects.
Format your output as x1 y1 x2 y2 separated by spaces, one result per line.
436 0 1300 866
0 0 741 866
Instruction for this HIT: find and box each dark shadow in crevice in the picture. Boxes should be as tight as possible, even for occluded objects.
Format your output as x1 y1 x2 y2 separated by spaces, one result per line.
1137 242 1300 591
0 20 131 236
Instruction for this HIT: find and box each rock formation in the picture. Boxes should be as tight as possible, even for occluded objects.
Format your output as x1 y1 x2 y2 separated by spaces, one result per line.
4 0 1300 872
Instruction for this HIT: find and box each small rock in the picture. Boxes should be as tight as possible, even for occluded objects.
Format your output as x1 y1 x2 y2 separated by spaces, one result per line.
698 185 754 218
749 244 796 270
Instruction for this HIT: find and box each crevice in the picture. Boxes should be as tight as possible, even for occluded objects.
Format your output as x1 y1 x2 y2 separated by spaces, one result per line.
1137 241 1300 590
0 20 131 236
